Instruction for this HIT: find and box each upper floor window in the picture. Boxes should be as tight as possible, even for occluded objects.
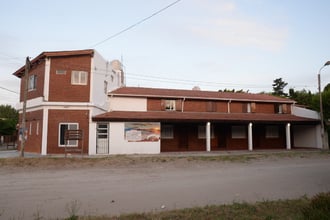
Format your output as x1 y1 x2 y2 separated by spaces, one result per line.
165 100 176 111
28 75 37 91
71 71 88 85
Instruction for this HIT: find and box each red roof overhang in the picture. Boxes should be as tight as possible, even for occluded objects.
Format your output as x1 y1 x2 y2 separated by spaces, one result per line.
13 49 94 78
93 111 319 124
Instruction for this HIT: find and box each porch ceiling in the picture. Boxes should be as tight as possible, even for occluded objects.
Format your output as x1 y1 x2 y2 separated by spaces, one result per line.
92 111 319 124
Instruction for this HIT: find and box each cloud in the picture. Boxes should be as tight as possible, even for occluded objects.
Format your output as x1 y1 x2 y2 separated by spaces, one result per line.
190 18 288 52
188 0 289 52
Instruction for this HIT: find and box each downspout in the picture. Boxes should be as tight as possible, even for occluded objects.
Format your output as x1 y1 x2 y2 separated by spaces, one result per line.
227 100 231 113
181 97 185 112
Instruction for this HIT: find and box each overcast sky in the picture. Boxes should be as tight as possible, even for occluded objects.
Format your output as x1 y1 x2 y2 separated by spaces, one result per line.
1 0 330 106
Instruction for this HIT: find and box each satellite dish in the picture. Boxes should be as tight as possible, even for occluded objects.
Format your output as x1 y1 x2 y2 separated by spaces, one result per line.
192 86 201 91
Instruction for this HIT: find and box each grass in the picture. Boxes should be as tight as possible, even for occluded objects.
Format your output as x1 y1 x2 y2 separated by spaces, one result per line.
61 192 329 220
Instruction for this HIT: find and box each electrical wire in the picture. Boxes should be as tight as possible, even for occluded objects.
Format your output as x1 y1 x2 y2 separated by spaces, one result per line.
89 0 182 48
0 86 19 94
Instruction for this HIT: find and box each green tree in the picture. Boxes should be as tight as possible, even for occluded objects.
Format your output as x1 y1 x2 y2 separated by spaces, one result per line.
272 78 288 97
0 105 18 135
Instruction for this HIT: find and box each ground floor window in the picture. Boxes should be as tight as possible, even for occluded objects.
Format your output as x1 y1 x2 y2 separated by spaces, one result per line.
161 125 174 139
231 125 246 139
198 125 214 139
59 123 79 146
266 125 279 138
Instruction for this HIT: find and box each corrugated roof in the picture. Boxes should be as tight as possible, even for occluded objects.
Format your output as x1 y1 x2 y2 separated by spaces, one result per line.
13 49 94 78
110 87 294 103
93 111 318 124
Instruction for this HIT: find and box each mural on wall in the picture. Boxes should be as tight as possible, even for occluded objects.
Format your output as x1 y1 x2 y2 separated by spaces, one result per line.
125 122 160 142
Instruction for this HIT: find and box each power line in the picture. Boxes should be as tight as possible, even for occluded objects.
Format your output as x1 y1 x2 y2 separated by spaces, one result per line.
89 0 182 48
0 86 19 94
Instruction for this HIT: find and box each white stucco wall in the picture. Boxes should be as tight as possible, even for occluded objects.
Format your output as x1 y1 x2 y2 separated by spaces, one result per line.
109 97 147 111
293 125 322 148
90 51 122 112
109 122 160 154
292 106 320 119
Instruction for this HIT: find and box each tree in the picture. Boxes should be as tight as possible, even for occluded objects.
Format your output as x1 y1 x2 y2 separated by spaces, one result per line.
272 78 288 97
0 105 18 135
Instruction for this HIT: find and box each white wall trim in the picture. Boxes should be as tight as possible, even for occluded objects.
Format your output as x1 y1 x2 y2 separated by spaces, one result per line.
41 108 48 155
43 58 51 101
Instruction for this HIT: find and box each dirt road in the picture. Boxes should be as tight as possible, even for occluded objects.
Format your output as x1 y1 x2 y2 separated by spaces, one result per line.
0 156 330 219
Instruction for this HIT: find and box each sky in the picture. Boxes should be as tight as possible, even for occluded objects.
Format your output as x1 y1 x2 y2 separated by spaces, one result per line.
1 0 330 106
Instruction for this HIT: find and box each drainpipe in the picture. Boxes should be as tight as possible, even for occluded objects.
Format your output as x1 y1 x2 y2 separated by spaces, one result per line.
181 97 185 112
206 122 211 152
227 100 231 113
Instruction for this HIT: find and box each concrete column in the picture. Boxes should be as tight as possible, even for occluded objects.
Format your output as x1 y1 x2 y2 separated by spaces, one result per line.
286 123 291 150
248 122 253 151
206 122 211 152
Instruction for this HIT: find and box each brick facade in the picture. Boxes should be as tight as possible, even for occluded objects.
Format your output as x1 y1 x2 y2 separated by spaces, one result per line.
49 55 92 102
47 109 89 154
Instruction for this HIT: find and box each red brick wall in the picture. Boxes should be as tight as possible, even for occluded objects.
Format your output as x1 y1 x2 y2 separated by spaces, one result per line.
17 110 43 153
48 55 91 102
230 102 244 113
147 98 162 111
19 61 45 102
47 109 89 154
257 103 275 114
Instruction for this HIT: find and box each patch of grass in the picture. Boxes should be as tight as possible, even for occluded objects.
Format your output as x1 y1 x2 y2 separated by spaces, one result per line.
73 195 315 220
302 192 330 220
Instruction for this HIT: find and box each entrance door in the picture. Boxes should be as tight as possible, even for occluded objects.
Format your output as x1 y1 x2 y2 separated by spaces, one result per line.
96 123 109 154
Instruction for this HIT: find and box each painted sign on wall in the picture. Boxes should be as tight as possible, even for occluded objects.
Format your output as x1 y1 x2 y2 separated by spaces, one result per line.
124 122 160 142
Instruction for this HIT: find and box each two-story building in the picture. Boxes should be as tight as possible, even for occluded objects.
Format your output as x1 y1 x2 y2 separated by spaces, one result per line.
91 87 322 154
13 49 323 155
13 49 124 155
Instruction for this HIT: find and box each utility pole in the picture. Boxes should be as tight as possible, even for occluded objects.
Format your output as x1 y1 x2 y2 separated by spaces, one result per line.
20 57 30 158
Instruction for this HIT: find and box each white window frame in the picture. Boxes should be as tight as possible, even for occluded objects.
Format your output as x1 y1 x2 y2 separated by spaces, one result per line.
161 125 174 139
59 123 79 147
165 100 176 111
198 125 214 139
71 71 88 85
232 126 246 139
28 75 37 91
266 125 279 138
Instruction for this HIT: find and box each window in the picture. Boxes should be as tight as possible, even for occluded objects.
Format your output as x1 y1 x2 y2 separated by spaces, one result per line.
59 123 78 146
104 81 108 94
56 70 66 75
165 100 176 111
161 125 174 139
232 126 246 139
266 126 279 138
198 125 214 139
28 75 37 91
71 71 88 85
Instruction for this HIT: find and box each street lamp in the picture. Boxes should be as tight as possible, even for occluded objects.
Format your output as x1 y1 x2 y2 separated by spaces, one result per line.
318 61 330 149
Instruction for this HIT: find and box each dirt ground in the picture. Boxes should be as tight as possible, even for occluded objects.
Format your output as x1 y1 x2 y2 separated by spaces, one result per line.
0 152 330 219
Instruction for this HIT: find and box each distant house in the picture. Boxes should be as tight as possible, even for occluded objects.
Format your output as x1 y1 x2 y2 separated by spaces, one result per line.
13 49 124 154
13 49 323 155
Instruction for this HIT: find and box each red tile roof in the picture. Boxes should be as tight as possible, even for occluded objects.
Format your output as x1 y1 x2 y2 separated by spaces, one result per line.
110 87 294 103
13 49 94 77
93 111 318 124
